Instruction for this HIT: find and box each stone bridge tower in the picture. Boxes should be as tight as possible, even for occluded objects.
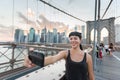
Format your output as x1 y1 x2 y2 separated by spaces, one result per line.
86 17 115 44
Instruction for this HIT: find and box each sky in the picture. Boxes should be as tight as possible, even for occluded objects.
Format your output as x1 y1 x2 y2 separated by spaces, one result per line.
0 0 120 42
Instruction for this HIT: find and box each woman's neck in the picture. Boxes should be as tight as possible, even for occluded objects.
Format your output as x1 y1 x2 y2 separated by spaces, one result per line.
71 47 82 53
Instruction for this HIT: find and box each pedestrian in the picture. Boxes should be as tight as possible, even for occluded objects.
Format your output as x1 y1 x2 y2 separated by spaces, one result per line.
104 44 109 54
96 44 99 58
99 43 106 57
96 43 104 72
24 31 95 80
108 43 114 55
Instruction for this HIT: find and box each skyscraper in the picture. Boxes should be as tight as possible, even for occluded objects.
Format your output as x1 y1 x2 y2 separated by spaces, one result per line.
47 31 54 43
14 29 20 42
53 28 57 43
41 27 47 43
74 26 78 31
81 25 85 39
28 28 35 42
81 25 86 44
14 29 24 43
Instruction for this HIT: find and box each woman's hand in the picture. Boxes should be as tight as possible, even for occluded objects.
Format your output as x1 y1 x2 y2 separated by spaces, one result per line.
24 55 36 68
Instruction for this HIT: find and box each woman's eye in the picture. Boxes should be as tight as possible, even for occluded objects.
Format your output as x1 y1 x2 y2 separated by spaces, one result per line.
74 37 77 40
70 38 72 40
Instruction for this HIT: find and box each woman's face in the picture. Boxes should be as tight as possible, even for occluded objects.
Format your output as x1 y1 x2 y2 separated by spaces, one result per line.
69 36 81 49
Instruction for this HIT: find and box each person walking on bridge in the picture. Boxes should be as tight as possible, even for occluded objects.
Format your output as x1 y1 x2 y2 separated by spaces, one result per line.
24 31 95 80
108 43 114 56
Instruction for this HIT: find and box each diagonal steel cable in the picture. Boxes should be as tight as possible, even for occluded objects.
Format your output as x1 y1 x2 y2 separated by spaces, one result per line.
39 0 86 23
102 0 114 19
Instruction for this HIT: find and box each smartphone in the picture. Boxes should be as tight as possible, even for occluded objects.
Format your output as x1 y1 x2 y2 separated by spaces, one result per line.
28 50 44 67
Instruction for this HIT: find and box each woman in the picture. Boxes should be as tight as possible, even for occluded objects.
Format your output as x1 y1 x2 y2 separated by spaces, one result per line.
24 31 94 80
108 43 114 55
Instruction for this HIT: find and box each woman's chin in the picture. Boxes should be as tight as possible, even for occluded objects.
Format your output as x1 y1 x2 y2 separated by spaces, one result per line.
72 46 77 49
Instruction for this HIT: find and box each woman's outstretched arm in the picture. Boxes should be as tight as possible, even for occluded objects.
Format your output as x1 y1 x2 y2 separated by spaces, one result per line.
24 50 67 67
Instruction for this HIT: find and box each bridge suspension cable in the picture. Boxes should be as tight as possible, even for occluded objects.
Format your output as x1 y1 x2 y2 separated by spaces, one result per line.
39 0 86 23
102 0 114 19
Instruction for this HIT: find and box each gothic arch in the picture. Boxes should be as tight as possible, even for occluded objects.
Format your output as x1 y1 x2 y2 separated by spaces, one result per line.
90 29 98 42
86 17 115 44
100 27 108 43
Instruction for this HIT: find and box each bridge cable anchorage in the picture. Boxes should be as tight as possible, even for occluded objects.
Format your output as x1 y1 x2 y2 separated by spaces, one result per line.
39 0 86 23
101 0 114 19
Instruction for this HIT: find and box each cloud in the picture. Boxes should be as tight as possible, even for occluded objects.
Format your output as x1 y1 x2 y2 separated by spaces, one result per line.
0 24 13 35
27 8 35 17
17 12 36 26
0 24 14 41
38 14 69 32
18 12 44 30
0 24 13 33
17 12 75 33
0 24 9 28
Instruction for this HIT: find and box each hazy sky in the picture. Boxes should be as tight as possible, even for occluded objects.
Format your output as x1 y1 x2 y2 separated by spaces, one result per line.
45 0 120 24
0 0 120 41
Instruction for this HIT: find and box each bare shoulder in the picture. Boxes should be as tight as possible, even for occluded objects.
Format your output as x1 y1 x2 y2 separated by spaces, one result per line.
58 50 68 59
85 53 92 63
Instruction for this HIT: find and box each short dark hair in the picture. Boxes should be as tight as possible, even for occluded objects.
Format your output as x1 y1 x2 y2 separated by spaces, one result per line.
69 31 83 50
69 31 82 39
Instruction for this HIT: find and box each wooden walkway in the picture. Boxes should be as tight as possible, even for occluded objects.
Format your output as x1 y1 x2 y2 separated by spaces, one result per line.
95 51 120 80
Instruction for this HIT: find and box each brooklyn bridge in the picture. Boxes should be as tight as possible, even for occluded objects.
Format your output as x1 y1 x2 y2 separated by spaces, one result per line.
0 0 120 80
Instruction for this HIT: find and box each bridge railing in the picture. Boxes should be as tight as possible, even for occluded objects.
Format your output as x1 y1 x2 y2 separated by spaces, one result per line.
0 43 69 74
0 43 28 73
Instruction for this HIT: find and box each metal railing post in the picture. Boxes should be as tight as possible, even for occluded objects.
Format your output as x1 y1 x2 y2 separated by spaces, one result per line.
10 44 16 70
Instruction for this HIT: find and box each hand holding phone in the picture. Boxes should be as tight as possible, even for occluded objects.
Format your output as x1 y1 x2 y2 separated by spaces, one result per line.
28 50 44 67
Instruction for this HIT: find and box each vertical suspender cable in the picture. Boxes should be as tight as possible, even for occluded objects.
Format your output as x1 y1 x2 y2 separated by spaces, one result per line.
27 0 28 25
93 0 98 71
12 0 15 39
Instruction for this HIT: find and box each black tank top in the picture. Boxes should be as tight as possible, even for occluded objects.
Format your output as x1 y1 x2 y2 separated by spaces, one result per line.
65 50 88 80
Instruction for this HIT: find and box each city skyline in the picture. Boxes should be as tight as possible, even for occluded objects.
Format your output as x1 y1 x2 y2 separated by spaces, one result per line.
0 0 120 42
14 27 70 44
